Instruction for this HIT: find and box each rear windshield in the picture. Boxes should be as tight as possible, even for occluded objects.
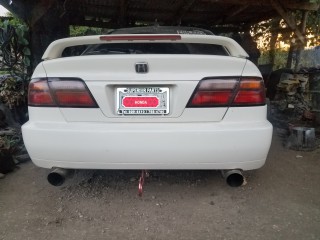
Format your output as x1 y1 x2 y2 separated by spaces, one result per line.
80 43 229 56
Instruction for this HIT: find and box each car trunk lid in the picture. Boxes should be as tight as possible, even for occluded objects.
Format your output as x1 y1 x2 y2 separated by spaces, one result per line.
41 54 247 122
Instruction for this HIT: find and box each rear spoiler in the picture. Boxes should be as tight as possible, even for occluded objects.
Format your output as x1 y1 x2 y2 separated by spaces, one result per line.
42 34 249 60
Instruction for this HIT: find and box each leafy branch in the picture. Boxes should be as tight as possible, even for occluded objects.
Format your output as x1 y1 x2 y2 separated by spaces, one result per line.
0 19 30 112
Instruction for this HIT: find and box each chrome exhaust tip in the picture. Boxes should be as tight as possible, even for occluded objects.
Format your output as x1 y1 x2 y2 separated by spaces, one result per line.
221 169 245 187
47 168 73 186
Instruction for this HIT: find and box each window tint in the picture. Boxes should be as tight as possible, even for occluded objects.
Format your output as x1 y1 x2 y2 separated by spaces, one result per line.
81 43 229 56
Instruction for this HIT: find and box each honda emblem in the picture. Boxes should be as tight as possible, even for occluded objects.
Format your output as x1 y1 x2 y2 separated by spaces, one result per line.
135 62 149 73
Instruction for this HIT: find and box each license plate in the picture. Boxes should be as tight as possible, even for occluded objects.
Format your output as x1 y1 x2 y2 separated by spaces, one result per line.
117 87 169 115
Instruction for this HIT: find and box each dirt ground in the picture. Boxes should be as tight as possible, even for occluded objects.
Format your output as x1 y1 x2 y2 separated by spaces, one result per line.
0 133 320 240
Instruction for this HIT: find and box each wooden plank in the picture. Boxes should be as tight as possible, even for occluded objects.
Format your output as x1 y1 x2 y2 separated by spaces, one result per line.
0 130 15 136
216 5 248 24
270 0 305 44
172 0 198 25
118 0 127 27
288 1 319 11
207 0 319 11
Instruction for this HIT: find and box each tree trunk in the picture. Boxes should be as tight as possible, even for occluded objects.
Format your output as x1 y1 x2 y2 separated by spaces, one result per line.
269 18 281 67
286 42 294 69
294 11 309 71
29 5 70 69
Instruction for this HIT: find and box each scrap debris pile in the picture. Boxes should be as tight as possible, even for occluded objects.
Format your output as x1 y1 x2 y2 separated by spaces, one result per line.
0 75 29 178
267 67 320 151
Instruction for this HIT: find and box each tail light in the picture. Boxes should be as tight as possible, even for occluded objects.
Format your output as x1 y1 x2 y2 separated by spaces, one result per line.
187 77 265 107
28 78 98 108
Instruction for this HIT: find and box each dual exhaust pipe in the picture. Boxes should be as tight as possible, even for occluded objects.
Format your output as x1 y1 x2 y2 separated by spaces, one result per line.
221 169 245 187
47 168 74 186
47 168 245 187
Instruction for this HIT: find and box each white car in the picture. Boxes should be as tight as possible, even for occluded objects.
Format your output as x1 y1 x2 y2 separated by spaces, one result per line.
22 27 272 187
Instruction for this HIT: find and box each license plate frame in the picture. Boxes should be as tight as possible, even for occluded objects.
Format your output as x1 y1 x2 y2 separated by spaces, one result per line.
116 87 169 115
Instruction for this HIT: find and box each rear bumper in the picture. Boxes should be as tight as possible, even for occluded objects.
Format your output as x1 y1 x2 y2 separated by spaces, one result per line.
22 121 272 170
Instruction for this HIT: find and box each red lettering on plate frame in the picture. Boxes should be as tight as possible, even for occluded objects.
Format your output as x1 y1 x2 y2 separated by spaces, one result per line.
122 96 159 108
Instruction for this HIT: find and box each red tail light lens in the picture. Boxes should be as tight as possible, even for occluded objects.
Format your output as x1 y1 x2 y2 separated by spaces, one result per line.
29 79 55 106
233 91 265 104
191 91 233 106
49 80 97 107
233 78 266 106
187 78 238 107
28 78 98 108
187 77 265 107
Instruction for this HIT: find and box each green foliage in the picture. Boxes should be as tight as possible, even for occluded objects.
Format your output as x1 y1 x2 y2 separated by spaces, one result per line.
304 10 320 47
0 76 27 109
251 10 320 51
259 47 319 70
70 26 104 37
259 49 288 69
0 19 30 110
0 134 20 155
0 19 31 78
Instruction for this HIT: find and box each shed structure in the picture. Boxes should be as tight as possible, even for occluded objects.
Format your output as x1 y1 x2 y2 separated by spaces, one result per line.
0 0 319 66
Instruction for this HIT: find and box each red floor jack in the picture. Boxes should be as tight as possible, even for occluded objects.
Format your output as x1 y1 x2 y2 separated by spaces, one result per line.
138 170 149 197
